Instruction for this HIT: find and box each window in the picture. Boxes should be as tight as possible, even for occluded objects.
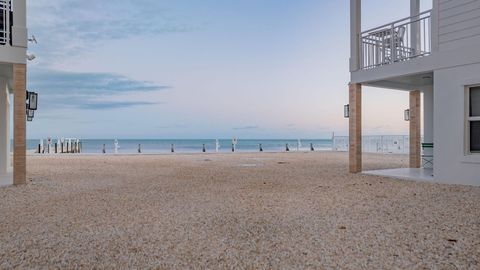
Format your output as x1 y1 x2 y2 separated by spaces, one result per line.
468 86 480 153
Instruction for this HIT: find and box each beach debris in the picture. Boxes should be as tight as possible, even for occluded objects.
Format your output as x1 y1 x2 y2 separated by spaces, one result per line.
339 226 347 230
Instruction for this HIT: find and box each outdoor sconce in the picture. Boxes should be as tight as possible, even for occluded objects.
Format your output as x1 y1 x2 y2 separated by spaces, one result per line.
27 91 38 111
26 109 34 122
404 109 410 121
344 104 350 118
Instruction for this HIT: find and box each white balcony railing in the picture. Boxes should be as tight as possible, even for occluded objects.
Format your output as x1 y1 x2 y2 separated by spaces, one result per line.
0 0 10 45
360 10 432 70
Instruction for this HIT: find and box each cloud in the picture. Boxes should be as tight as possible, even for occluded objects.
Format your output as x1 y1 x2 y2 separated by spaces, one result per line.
28 69 170 95
28 68 169 110
76 101 160 110
27 0 197 63
233 126 259 130
157 124 188 129
371 125 389 130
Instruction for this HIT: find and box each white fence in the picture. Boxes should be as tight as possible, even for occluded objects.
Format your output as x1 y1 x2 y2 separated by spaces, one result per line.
333 135 413 154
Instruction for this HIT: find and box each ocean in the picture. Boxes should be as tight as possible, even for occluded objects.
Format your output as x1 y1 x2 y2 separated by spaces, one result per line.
26 139 333 154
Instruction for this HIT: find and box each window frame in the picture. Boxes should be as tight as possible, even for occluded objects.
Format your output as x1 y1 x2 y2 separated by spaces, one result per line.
466 85 480 155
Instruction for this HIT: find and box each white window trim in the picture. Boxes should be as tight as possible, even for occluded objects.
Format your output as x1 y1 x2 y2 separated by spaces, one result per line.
465 85 480 156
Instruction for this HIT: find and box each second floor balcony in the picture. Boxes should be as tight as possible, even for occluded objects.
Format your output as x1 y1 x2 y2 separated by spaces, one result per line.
360 10 432 70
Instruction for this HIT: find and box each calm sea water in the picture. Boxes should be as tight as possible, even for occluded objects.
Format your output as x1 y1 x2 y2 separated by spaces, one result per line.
26 139 333 154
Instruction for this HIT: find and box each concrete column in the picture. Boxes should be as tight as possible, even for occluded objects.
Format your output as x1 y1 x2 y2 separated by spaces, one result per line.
409 90 421 168
410 0 421 55
0 78 8 175
13 64 26 185
349 83 362 173
423 86 434 168
350 0 361 71
423 86 434 143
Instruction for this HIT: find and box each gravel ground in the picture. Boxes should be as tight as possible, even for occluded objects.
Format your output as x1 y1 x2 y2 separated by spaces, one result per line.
0 152 479 269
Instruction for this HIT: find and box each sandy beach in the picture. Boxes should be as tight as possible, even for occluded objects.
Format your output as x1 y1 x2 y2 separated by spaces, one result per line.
0 152 479 269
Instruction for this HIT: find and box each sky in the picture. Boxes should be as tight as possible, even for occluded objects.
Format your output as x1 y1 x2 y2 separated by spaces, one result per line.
25 0 432 139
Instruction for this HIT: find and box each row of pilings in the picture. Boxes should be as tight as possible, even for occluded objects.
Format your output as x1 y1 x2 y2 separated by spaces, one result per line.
37 139 82 154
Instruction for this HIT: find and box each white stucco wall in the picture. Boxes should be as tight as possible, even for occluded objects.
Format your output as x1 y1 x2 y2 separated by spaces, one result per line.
0 0 27 64
0 77 11 177
434 64 480 186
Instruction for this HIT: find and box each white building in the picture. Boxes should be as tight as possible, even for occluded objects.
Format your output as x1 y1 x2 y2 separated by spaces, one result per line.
0 0 27 186
349 0 480 186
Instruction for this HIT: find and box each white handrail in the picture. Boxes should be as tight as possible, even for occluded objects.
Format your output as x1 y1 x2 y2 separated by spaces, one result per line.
361 9 432 35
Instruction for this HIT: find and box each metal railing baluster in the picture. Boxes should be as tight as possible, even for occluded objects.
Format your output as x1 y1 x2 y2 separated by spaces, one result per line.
359 10 432 69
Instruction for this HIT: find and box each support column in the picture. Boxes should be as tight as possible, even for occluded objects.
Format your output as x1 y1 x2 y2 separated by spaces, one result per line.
350 0 361 72
410 0 421 55
349 83 362 173
409 90 421 168
0 78 9 175
423 86 434 168
13 64 26 185
423 86 434 143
